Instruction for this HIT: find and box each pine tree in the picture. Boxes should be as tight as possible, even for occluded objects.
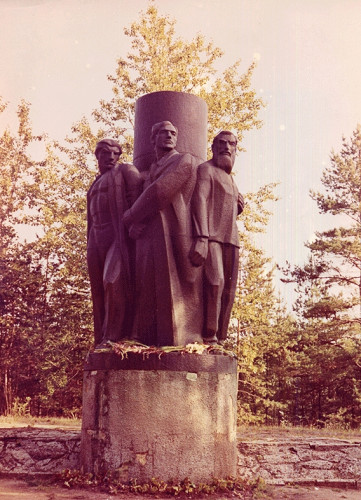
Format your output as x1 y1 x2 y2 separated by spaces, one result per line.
226 184 297 425
292 125 361 319
282 125 361 427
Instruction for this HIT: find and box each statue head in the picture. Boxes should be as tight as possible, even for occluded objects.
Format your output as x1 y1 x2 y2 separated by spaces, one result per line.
211 131 237 174
151 121 178 156
94 139 122 175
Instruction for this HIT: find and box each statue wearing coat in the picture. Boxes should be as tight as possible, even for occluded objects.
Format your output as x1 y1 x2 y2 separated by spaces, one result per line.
123 121 203 346
190 131 244 344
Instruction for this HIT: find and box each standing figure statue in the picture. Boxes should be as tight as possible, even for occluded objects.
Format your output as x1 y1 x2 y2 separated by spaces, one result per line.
87 139 142 347
123 121 203 346
190 131 244 344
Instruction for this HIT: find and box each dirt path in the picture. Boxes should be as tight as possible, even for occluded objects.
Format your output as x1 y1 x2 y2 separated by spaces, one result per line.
266 484 361 499
0 478 360 500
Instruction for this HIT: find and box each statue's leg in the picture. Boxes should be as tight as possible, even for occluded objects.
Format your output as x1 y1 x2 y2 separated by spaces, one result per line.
131 237 157 345
100 242 129 343
87 226 114 346
102 280 124 342
203 241 224 343
87 243 106 347
218 245 239 341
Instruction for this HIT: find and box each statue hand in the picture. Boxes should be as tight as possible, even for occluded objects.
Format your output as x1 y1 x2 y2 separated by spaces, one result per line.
129 223 146 239
123 209 132 228
238 192 245 214
189 238 208 266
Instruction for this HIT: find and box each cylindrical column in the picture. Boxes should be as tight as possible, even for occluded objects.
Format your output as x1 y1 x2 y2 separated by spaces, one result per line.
80 352 238 482
133 91 208 171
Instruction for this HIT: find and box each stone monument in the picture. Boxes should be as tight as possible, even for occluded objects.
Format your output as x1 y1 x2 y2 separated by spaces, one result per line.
81 91 239 482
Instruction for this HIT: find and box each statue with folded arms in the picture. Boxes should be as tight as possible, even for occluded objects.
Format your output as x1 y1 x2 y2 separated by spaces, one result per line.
123 121 203 347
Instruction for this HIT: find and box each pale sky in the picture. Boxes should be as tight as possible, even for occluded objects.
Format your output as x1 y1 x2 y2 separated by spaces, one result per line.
1 0 361 308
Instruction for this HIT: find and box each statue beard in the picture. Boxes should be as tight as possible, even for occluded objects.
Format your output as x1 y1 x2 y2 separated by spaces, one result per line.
216 154 233 174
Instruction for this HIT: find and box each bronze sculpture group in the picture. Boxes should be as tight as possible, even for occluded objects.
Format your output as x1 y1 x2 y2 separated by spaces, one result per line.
87 122 244 348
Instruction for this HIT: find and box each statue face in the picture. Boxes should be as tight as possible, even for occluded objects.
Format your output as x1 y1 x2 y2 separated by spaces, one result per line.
155 123 178 152
97 146 121 174
212 133 237 173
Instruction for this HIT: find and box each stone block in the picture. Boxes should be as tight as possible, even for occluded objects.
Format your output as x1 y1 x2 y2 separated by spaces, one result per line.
0 429 80 475
81 351 237 482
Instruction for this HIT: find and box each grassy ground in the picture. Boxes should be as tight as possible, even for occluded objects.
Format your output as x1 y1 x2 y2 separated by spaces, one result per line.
1 415 361 441
238 424 361 441
0 414 81 430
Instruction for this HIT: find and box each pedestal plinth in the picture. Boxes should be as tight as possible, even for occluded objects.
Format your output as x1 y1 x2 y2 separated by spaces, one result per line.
80 351 237 482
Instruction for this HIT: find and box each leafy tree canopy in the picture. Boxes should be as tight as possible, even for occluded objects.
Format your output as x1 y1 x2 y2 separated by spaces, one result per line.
67 3 264 161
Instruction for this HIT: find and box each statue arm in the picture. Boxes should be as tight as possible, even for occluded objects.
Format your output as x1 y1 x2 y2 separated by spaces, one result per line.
192 163 211 238
124 153 194 226
122 163 144 206
86 181 97 240
189 164 212 266
237 191 245 215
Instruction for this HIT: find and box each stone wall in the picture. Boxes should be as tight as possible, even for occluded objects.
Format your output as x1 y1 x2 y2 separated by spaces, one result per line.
237 437 361 487
0 428 80 475
1 427 361 488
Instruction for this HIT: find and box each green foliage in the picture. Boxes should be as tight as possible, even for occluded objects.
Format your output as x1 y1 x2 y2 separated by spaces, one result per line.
301 125 361 305
0 99 42 245
0 100 47 415
222 183 298 425
0 101 92 416
280 125 361 428
284 319 361 427
9 396 31 417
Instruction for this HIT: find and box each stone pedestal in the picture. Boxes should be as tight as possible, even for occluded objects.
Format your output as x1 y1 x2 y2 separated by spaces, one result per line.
80 352 237 482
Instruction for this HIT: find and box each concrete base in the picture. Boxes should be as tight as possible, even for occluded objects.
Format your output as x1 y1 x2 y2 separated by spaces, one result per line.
80 351 237 482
